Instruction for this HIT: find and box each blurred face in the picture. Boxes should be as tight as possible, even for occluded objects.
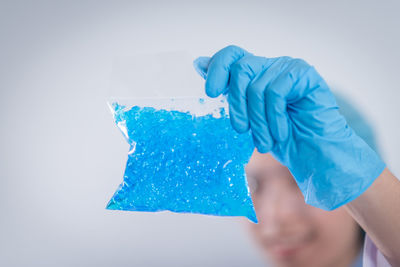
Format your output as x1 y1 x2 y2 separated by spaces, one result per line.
246 151 361 267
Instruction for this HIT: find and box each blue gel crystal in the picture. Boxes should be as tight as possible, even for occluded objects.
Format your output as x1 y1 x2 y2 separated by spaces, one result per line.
107 100 257 223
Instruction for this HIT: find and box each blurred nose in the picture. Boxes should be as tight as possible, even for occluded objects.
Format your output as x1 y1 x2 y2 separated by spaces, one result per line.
254 178 306 236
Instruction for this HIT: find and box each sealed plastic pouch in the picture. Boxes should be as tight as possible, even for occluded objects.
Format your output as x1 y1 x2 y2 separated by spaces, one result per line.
107 53 257 222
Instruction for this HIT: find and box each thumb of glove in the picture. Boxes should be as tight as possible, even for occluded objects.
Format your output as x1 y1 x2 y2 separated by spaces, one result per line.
193 56 211 79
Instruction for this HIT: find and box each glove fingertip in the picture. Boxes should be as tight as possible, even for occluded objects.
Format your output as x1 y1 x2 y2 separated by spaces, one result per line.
233 122 250 134
230 116 249 134
253 132 273 153
193 57 211 80
205 80 222 98
256 144 271 154
250 127 274 154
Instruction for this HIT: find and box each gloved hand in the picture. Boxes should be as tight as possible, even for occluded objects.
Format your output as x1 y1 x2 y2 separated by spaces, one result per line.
193 45 385 210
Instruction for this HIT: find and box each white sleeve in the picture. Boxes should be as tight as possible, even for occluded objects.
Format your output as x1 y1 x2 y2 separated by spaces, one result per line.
363 234 392 267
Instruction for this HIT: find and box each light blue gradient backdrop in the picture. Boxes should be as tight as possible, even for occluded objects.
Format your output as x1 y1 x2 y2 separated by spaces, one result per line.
1 1 399 266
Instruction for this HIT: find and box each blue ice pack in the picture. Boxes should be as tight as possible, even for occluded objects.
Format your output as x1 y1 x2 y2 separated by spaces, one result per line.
107 97 257 222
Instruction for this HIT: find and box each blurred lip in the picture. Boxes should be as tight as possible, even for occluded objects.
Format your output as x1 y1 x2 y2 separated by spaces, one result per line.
266 234 312 259
269 243 305 258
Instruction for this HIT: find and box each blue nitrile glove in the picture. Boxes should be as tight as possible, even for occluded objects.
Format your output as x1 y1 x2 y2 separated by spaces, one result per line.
193 45 386 210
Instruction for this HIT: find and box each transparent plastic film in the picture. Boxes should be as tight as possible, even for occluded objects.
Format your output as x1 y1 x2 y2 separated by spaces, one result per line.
107 52 257 222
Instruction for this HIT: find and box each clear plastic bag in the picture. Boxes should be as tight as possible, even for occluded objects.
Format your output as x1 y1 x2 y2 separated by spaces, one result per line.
107 53 257 222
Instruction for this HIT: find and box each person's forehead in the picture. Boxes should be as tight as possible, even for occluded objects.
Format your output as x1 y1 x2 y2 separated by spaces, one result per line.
246 151 295 189
246 150 285 172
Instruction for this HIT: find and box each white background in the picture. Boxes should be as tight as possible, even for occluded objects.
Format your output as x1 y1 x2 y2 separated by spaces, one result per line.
1 1 399 266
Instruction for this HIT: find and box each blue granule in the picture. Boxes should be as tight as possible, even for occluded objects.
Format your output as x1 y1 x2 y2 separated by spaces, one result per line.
107 101 257 223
